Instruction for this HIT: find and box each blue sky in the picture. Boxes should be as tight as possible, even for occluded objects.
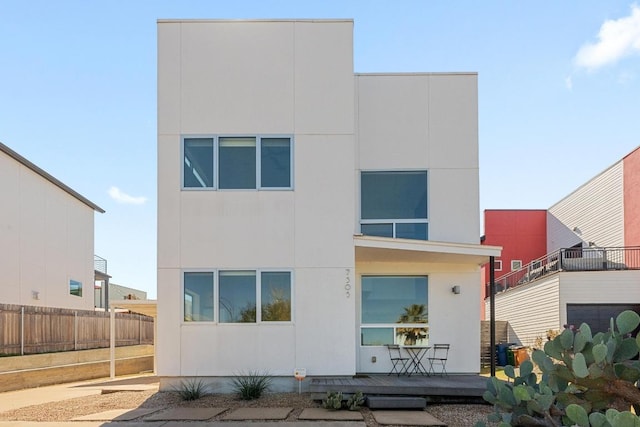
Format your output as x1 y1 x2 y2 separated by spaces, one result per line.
1 1 639 299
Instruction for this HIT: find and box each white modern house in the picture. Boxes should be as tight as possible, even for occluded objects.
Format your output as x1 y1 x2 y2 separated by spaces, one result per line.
157 19 500 390
0 142 104 311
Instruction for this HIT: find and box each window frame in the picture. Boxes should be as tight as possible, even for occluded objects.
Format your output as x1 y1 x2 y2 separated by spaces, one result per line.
181 268 294 324
69 279 83 297
495 260 503 271
181 135 294 191
359 169 429 240
511 260 523 271
359 275 429 347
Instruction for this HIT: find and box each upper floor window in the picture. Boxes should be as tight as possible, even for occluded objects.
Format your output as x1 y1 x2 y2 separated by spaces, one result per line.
182 136 292 190
360 171 428 240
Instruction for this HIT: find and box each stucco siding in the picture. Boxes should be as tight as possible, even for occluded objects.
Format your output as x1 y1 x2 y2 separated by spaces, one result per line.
488 276 560 348
0 150 95 311
548 161 623 252
157 20 356 377
356 73 479 245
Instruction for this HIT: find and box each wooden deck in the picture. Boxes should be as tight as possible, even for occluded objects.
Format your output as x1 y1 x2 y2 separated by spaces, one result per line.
310 374 489 400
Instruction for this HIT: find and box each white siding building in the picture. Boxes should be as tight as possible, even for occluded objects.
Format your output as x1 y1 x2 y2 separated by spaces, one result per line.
486 147 640 349
0 142 104 311
157 19 499 390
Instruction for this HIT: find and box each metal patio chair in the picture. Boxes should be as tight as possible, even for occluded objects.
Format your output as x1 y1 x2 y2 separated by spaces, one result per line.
427 343 450 376
386 344 409 376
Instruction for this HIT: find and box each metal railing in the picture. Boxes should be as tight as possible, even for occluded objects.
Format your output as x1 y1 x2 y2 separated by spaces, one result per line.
487 246 640 295
94 254 107 274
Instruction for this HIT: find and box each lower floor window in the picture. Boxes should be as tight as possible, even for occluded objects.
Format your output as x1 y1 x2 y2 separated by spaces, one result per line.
183 270 292 323
69 279 82 297
360 276 428 346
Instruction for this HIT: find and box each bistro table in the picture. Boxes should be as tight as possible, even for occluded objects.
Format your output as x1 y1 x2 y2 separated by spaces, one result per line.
401 345 431 376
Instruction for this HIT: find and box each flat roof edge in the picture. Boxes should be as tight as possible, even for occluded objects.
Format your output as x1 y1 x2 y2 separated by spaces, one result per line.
356 72 478 76
158 18 354 23
0 142 105 213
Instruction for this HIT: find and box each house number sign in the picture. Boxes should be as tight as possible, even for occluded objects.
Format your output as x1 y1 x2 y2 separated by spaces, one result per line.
345 268 351 298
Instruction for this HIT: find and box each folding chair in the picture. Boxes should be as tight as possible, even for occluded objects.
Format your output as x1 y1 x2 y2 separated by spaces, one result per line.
386 344 409 376
427 344 450 376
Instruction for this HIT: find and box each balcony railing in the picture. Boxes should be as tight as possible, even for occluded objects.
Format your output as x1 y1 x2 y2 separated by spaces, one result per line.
487 246 640 295
94 255 107 275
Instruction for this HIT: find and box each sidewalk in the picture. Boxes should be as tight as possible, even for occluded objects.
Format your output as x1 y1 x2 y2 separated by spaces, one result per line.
0 373 158 412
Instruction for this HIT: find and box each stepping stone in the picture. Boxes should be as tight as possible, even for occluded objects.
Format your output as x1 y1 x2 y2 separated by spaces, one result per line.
299 408 363 420
372 410 446 426
222 407 293 420
72 407 160 421
145 407 227 420
367 396 427 409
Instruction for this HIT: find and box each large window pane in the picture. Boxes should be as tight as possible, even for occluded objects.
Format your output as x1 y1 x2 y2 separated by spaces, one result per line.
219 137 256 189
396 223 428 240
184 138 214 188
219 271 256 323
261 272 291 321
361 171 427 219
261 138 291 188
361 276 428 324
184 272 214 322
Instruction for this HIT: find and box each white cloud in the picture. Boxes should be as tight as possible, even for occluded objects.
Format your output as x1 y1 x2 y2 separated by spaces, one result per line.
565 75 573 90
575 4 640 70
108 186 148 205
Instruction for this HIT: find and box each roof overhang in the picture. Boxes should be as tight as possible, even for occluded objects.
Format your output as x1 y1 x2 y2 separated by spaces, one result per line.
355 235 502 265
110 300 157 318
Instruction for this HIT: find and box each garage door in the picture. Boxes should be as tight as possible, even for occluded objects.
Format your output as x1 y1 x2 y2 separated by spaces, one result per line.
567 304 640 334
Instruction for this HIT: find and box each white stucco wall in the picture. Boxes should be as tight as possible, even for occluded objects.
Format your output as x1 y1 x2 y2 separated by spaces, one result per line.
355 73 480 245
157 20 356 378
0 150 95 310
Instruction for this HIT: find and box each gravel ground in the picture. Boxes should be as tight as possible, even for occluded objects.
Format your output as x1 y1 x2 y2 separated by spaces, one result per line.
0 389 496 426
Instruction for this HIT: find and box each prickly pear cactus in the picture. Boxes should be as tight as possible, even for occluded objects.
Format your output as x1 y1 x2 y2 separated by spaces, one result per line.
477 310 640 426
322 391 343 410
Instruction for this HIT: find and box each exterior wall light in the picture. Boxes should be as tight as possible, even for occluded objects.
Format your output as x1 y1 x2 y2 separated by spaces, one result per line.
451 285 460 294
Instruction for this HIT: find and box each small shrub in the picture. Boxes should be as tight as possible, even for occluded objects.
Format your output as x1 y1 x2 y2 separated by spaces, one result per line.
231 370 272 400
174 378 208 401
322 391 343 410
346 391 365 411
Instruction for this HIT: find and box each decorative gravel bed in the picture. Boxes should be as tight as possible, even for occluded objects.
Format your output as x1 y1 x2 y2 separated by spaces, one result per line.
0 389 496 426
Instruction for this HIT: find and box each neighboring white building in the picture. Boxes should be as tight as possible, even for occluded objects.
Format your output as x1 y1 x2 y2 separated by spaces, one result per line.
157 19 500 390
0 142 104 311
95 282 148 309
486 146 640 348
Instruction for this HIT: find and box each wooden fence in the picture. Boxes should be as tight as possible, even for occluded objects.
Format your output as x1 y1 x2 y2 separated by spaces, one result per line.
480 320 509 367
0 303 153 355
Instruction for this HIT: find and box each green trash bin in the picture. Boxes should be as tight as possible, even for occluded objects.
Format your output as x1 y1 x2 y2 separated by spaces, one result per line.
507 346 516 366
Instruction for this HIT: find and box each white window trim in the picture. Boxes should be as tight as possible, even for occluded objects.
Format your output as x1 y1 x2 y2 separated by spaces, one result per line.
181 268 294 325
495 260 503 271
181 135 294 191
511 260 522 271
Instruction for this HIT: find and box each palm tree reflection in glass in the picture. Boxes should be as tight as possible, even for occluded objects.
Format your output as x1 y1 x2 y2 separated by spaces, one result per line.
396 304 428 345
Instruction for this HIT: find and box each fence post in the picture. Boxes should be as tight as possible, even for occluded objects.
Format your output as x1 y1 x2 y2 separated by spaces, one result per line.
139 315 142 345
110 308 115 379
20 306 24 356
74 311 78 351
